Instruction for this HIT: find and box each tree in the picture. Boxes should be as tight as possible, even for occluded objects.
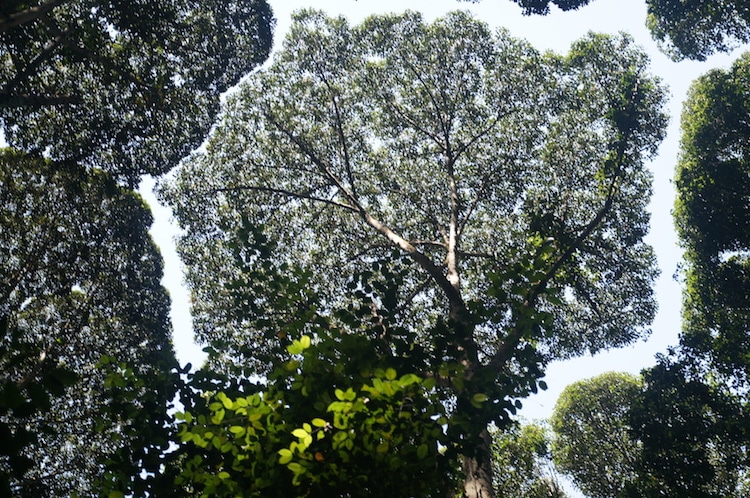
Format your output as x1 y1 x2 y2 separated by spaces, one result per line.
627 357 749 498
0 0 273 184
170 225 456 497
674 52 750 382
614 49 750 498
161 10 667 497
491 422 568 498
645 0 750 61
550 372 641 498
487 0 750 61
0 149 180 496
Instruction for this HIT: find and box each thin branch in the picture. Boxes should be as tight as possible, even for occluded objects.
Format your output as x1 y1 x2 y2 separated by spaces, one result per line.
312 58 359 200
2 25 73 97
264 112 359 209
404 59 451 151
488 147 626 371
208 185 358 212
453 105 517 160
410 240 447 250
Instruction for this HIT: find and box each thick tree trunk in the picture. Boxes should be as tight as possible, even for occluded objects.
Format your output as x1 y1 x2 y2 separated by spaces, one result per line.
462 429 496 498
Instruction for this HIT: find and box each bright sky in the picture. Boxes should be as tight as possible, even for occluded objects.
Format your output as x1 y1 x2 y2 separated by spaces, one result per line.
142 0 748 430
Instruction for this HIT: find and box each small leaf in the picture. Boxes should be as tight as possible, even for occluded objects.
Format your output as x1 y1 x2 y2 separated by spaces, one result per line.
311 418 327 427
292 428 309 439
287 462 306 475
278 448 293 464
472 393 488 403
299 335 311 349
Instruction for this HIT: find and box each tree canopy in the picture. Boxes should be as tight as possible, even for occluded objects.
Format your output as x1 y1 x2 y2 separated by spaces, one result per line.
491 0 750 61
491 421 568 497
161 10 667 496
0 0 273 184
674 52 750 382
0 150 179 496
628 358 749 498
550 372 642 498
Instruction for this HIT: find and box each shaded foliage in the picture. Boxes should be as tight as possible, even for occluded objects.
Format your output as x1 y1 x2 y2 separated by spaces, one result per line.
475 0 750 60
491 422 568 498
675 52 750 383
627 357 749 497
0 0 273 184
0 149 179 496
646 0 750 60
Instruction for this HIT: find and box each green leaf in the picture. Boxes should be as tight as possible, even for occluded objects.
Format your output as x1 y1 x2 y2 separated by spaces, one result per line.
311 418 327 427
472 393 488 403
278 448 293 464
292 428 309 439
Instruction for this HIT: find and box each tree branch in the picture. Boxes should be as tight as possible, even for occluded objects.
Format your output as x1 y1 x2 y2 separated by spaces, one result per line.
209 185 358 213
0 0 71 34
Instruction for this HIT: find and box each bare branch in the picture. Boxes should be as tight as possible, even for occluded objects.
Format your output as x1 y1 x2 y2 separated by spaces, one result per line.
360 210 463 309
0 0 71 34
208 185 358 212
312 58 359 200
264 111 359 209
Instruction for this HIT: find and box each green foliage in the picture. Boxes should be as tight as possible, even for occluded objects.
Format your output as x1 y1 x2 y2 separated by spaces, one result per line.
627 358 749 497
491 422 569 498
488 0 750 61
176 334 454 497
550 372 642 498
675 52 750 381
162 8 665 378
0 0 273 184
0 149 179 496
162 10 665 495
506 0 592 15
646 0 750 60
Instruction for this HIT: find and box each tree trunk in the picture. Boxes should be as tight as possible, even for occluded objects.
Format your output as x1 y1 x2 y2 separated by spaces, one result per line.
462 428 496 498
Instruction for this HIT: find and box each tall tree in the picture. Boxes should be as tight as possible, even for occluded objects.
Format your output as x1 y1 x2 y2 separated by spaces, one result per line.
550 372 642 498
492 422 568 498
674 52 750 382
549 368 749 498
161 10 666 497
0 149 179 496
627 357 749 498
619 48 750 498
0 0 273 184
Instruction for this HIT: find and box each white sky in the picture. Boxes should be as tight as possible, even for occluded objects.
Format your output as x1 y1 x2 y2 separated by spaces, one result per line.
141 0 748 431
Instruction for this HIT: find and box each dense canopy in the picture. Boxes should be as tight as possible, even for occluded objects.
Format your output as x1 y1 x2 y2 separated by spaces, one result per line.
0 150 178 496
162 9 666 374
0 0 273 184
674 52 750 380
162 10 666 496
